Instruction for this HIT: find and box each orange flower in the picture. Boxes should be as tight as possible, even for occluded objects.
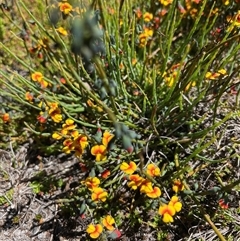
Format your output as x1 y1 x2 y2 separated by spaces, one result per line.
169 196 182 212
84 177 100 190
37 112 47 124
102 215 115 231
143 12 153 22
25 92 34 102
128 174 143 190
91 187 108 202
120 161 137 175
178 3 186 14
2 113 10 123
172 180 184 193
218 199 229 209
145 186 161 198
135 8 142 18
91 145 107 162
158 204 176 223
86 224 103 239
146 163 160 177
101 169 110 179
108 7 115 15
59 2 73 15
31 72 43 82
60 77 66 84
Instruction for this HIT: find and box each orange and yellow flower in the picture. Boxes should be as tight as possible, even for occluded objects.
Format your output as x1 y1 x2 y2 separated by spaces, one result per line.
102 131 114 147
87 99 103 112
31 72 49 88
31 72 43 82
102 215 115 231
91 145 107 162
163 71 177 87
143 12 153 22
72 131 88 150
91 187 108 202
56 27 68 36
145 186 161 198
59 2 73 15
146 163 160 177
62 138 74 153
128 174 144 190
227 10 240 28
120 161 137 175
25 92 34 102
52 132 62 140
38 38 48 49
139 179 153 193
205 69 227 80
86 224 103 239
205 71 218 80
139 178 161 198
172 180 184 193
48 103 62 123
138 28 153 48
52 119 76 140
62 119 76 134
39 79 49 88
158 204 176 223
169 196 182 212
84 177 100 190
54 123 88 156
